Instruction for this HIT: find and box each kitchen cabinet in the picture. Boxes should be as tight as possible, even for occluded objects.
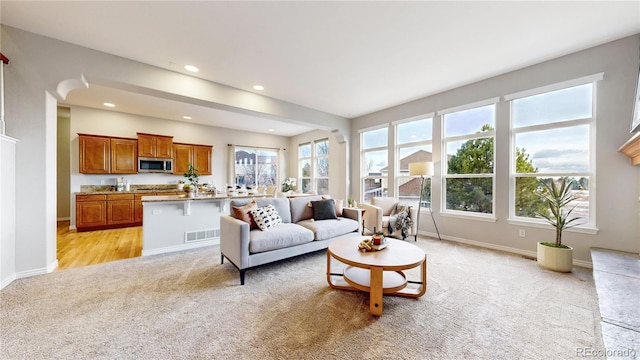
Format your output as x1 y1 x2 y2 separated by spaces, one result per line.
134 194 144 224
79 134 137 174
173 143 213 175
76 194 107 229
110 138 138 174
137 133 173 158
107 194 134 225
79 135 110 174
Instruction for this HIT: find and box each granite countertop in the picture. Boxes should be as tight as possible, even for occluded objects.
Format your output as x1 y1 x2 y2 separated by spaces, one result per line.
140 194 263 202
76 184 198 195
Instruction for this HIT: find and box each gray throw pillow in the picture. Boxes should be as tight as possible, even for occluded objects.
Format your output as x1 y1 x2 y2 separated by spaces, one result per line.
311 199 338 220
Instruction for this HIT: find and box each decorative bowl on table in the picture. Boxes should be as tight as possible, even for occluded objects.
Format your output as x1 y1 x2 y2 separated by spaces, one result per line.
358 238 388 252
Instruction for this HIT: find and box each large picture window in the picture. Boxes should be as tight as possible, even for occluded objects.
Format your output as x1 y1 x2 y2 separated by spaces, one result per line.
298 139 329 195
361 127 388 201
234 147 278 188
509 79 597 227
442 103 496 216
396 117 433 208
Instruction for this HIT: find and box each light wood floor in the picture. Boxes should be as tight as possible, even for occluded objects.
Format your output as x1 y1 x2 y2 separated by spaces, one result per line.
56 221 142 271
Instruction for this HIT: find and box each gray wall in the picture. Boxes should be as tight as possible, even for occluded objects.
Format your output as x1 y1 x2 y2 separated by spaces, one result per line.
56 107 71 220
351 34 640 264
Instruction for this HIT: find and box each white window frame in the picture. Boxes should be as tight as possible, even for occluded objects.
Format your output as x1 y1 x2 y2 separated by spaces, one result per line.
298 142 312 193
297 138 330 195
394 115 434 208
360 125 389 202
440 98 499 221
234 146 279 188
506 74 602 234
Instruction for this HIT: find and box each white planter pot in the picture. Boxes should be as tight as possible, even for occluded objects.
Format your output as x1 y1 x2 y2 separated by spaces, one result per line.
537 242 573 272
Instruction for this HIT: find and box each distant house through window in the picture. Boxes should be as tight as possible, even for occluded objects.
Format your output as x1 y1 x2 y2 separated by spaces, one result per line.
234 147 278 189
395 117 433 208
361 127 388 202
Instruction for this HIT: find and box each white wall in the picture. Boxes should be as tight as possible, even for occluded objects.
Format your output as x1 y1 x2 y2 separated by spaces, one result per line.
0 135 17 289
351 34 640 264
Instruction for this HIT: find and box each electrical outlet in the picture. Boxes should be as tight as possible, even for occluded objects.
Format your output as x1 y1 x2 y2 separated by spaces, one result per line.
100 180 105 185
519 229 526 237
153 210 162 215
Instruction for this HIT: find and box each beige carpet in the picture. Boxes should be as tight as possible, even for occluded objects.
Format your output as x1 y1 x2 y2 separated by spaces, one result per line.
1 238 604 359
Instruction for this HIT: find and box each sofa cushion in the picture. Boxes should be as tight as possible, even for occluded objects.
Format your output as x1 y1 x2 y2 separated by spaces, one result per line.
371 197 397 216
251 205 282 231
289 195 324 223
311 199 338 220
231 198 291 223
321 195 343 216
249 223 314 253
231 200 258 230
297 218 359 241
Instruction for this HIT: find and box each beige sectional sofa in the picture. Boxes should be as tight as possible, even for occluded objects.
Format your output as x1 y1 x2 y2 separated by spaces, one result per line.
220 195 362 284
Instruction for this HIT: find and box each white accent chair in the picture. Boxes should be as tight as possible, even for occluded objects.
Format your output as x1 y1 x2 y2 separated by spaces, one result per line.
360 197 418 240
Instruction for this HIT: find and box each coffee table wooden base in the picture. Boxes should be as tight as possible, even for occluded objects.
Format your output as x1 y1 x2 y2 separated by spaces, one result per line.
326 236 427 316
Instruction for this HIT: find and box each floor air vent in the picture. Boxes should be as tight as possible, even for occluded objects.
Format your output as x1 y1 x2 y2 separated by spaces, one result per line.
185 228 220 243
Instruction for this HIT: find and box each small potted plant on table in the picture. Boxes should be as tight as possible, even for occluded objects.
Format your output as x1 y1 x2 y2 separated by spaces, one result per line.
535 177 583 272
183 163 200 198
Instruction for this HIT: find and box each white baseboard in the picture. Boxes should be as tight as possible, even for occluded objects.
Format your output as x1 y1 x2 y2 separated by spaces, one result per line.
418 230 593 269
47 260 59 273
1 273 17 290
15 266 50 279
69 225 76 231
142 238 219 257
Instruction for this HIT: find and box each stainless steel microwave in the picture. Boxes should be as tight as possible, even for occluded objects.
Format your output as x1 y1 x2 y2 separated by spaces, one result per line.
138 157 173 173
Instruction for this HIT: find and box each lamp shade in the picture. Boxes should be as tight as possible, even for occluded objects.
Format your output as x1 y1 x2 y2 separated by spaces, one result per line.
409 162 434 177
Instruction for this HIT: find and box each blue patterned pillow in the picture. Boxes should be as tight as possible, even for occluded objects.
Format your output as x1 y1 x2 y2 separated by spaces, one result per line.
250 205 282 231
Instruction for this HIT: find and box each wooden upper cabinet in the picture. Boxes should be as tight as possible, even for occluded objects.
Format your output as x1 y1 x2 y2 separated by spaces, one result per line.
173 143 193 174
173 143 213 175
156 136 173 158
137 133 173 158
110 138 138 174
79 134 110 174
193 145 212 175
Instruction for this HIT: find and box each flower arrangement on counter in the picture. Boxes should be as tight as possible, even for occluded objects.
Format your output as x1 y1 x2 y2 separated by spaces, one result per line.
282 177 296 193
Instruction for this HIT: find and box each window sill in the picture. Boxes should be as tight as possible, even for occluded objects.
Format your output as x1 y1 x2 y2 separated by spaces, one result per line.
507 218 599 235
440 211 498 223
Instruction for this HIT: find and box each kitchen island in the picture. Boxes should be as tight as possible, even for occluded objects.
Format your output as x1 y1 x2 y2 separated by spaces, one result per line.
141 194 264 256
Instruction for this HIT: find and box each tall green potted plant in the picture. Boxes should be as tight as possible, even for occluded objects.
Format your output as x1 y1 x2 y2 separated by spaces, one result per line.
535 177 583 272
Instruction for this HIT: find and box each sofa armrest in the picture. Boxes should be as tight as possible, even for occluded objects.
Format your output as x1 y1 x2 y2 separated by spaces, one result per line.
359 203 383 234
220 215 251 269
341 207 363 234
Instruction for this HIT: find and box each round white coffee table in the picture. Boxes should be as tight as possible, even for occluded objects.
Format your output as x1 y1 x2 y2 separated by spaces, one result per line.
326 235 427 316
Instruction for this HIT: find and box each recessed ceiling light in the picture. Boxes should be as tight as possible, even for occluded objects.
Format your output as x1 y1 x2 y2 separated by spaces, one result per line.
268 128 275 132
184 65 199 72
103 102 116 108
253 85 265 91
183 115 192 120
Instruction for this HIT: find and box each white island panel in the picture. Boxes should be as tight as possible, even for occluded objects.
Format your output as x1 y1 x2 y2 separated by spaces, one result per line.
142 198 224 256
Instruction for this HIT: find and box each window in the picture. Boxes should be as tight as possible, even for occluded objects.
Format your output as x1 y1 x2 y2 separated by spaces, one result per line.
396 117 433 208
361 127 388 202
299 143 311 192
298 139 329 195
315 139 329 195
442 103 496 216
234 147 278 188
510 80 596 227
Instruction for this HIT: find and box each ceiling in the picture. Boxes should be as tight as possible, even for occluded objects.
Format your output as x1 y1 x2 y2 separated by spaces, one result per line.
2 1 639 136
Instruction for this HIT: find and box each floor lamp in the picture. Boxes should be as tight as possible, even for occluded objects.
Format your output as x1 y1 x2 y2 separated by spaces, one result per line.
409 162 441 241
